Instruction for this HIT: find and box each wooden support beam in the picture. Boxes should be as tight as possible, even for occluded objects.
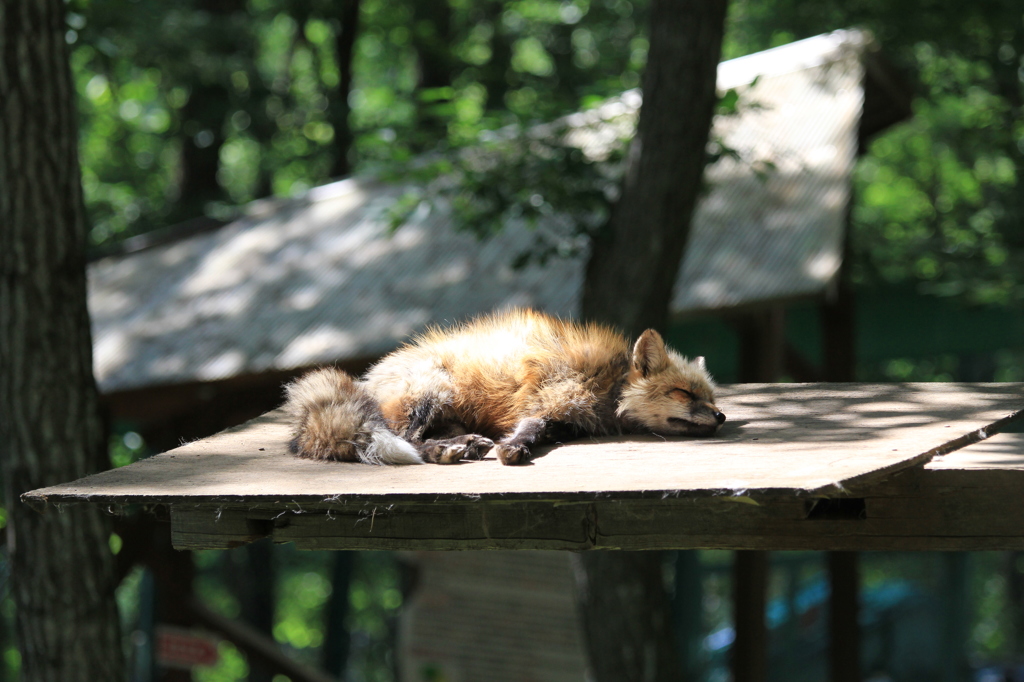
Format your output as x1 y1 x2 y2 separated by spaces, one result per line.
237 539 276 682
939 553 969 682
733 551 768 682
828 552 860 682
157 452 1024 551
323 552 354 677
822 190 855 383
673 551 703 678
737 308 786 382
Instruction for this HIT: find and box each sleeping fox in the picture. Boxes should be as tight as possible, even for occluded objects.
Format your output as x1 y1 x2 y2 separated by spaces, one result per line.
284 309 725 466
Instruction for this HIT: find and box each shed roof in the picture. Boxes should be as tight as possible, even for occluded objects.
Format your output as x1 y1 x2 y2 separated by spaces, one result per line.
89 29 898 394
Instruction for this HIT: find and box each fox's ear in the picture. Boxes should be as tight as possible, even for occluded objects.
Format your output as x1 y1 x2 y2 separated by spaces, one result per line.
632 329 669 377
694 356 707 371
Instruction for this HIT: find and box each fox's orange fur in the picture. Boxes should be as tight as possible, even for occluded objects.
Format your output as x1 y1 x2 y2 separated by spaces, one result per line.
284 309 725 465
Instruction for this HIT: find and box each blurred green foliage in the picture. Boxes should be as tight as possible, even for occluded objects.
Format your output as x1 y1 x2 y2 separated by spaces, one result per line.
853 48 1021 306
381 81 754 271
71 0 649 250
186 548 402 681
109 425 148 468
72 0 1024 315
727 0 1024 307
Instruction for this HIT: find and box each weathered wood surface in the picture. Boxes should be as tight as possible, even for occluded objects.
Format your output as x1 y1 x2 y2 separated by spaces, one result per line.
22 383 1024 551
24 383 1023 502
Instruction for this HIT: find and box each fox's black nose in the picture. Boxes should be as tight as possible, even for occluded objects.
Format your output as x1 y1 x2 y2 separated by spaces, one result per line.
714 411 726 425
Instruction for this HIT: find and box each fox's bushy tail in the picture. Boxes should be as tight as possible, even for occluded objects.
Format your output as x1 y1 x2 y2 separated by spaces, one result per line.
284 368 422 465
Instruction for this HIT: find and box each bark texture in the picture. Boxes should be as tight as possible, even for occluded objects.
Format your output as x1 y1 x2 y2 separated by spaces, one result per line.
581 0 728 338
0 1 125 680
574 1 727 680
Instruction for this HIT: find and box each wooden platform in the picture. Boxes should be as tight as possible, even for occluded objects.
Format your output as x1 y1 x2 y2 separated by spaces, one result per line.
23 383 1024 552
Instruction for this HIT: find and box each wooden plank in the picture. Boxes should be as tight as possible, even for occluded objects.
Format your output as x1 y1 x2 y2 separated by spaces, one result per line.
172 501 594 551
21 383 1024 551
23 384 1024 507
926 431 1024 471
170 508 273 550
155 461 1024 551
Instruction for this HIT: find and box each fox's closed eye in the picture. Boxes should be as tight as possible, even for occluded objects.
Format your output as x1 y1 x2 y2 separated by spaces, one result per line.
668 388 696 401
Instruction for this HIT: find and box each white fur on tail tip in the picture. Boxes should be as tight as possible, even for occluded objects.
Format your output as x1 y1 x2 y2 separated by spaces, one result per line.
361 430 423 465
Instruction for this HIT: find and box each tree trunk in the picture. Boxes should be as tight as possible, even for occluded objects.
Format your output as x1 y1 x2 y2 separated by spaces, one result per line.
573 0 727 680
581 0 728 337
167 0 246 224
330 0 361 178
828 552 861 682
481 0 513 112
173 81 230 221
733 551 768 682
0 1 125 680
673 551 704 678
411 0 453 149
243 541 276 682
322 551 354 678
573 552 680 682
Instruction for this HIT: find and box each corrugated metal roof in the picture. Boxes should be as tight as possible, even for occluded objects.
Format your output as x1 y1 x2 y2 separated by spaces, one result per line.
680 32 863 311
89 180 582 392
88 29 875 393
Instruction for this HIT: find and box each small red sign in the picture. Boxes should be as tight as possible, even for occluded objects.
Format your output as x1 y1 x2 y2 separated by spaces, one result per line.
155 626 220 669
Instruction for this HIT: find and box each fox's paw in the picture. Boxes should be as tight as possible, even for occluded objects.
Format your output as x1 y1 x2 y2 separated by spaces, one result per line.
494 443 531 466
437 444 468 465
418 435 493 464
418 440 465 464
459 435 494 460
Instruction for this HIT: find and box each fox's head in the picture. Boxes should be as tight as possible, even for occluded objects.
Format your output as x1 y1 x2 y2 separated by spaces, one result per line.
616 329 725 437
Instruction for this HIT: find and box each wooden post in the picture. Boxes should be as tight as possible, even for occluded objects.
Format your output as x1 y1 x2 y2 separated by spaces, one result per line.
822 192 860 682
821 285 855 382
822 188 856 384
828 552 860 682
673 551 704 678
737 307 786 382
733 551 768 682
780 557 802 681
940 553 969 682
137 569 158 682
323 552 355 677
240 539 276 682
154 548 195 682
733 308 782 682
